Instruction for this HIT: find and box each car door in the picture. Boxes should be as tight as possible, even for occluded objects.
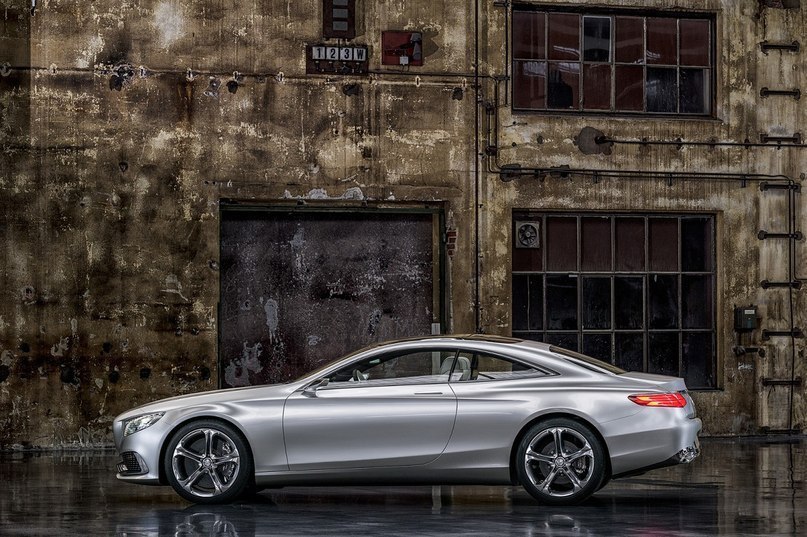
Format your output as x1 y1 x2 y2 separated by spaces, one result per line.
283 348 458 470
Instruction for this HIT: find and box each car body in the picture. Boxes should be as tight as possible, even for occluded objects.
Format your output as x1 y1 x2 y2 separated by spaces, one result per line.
113 335 701 505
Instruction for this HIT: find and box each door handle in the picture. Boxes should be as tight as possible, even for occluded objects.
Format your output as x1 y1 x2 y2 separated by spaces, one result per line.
414 391 443 395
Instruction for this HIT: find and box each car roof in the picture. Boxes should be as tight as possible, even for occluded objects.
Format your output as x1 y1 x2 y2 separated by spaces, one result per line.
372 334 552 351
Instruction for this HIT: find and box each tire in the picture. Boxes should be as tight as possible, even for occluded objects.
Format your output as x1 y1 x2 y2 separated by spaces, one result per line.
516 418 606 505
164 419 254 504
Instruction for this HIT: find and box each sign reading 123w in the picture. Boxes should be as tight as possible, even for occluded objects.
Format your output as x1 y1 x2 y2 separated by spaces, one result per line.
306 44 369 75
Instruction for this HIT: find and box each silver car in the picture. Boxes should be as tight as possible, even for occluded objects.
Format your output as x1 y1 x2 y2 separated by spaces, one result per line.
113 335 701 505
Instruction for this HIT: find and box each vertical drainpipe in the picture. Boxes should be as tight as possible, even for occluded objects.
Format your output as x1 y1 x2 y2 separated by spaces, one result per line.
473 0 481 333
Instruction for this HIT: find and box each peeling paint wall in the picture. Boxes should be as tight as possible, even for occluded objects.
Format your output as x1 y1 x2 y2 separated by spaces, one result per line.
0 0 804 447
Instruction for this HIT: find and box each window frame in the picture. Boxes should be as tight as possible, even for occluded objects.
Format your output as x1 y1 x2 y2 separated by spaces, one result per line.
511 212 718 389
325 348 458 388
510 5 717 118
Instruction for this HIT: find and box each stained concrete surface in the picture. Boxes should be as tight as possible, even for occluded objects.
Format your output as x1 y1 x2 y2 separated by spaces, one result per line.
1 438 805 536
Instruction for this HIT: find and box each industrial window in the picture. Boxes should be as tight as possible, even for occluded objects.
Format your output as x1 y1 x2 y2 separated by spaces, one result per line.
512 7 714 115
512 213 717 389
323 0 356 39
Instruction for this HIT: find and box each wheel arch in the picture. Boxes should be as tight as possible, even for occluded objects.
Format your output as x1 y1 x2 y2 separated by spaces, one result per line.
508 412 612 485
157 414 255 485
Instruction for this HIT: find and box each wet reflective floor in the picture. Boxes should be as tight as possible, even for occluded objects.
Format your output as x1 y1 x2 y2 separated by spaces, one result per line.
1 438 805 536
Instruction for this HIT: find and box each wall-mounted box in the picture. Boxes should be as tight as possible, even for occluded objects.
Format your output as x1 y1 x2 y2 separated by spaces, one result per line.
382 31 423 66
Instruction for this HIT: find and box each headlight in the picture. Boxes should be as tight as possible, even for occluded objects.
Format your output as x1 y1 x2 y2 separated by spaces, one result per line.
123 412 165 437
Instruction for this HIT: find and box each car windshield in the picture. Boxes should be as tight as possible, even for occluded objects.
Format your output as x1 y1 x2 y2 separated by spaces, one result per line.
549 346 627 375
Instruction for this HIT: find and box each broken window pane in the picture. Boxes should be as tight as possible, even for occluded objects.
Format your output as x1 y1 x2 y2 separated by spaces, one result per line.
583 16 611 62
680 68 710 114
548 13 581 60
683 332 714 388
646 67 677 112
513 11 546 59
646 18 677 64
682 275 712 328
648 332 679 376
546 275 578 330
615 332 643 371
615 16 644 63
583 277 611 329
545 333 579 351
615 65 644 110
649 274 678 329
615 276 643 329
512 275 529 331
547 62 580 109
529 275 543 330
583 334 612 363
681 217 713 271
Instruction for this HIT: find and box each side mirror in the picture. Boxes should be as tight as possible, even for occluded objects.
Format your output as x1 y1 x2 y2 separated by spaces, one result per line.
302 378 329 398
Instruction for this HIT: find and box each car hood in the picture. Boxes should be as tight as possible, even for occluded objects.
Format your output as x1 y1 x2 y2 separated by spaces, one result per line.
115 382 296 422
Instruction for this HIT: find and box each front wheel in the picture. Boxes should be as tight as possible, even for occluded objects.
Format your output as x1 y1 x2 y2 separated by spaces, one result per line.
516 418 606 505
164 420 254 504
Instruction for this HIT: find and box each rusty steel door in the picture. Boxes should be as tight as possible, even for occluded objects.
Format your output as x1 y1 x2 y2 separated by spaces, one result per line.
219 207 442 388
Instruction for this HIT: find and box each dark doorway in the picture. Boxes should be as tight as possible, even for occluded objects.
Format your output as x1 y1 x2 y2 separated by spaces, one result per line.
219 206 442 388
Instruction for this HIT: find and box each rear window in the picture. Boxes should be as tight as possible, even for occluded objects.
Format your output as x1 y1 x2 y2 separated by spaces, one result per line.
549 346 627 375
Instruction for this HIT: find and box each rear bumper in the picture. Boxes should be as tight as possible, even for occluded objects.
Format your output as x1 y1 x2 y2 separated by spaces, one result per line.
612 437 700 479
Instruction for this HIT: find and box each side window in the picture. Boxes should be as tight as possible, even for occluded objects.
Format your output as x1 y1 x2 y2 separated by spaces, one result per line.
454 352 546 382
327 349 457 386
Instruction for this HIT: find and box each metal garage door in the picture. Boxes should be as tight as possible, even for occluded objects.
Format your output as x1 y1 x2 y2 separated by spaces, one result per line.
219 206 442 388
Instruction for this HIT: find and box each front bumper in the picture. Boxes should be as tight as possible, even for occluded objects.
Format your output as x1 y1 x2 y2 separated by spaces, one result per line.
113 416 170 485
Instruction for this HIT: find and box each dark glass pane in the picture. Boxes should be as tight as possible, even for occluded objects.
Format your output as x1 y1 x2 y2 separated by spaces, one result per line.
513 61 547 109
546 217 577 271
683 332 714 388
546 275 578 330
681 217 713 271
646 67 677 113
682 275 712 328
615 65 644 111
545 333 578 351
615 218 645 271
547 62 580 109
583 64 612 109
615 332 643 371
615 16 644 63
513 218 542 271
513 11 546 59
529 275 544 330
679 19 710 66
583 16 611 62
649 274 678 329
548 13 580 61
648 332 679 376
615 276 643 329
680 68 710 114
512 275 528 331
514 332 543 342
646 18 677 65
583 334 612 363
583 277 611 329
581 217 611 271
649 218 678 271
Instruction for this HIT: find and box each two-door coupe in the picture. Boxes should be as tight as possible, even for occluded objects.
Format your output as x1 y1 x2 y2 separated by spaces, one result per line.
113 335 701 505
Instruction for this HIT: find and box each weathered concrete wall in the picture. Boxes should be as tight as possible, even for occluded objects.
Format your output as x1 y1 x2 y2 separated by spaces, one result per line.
0 0 804 447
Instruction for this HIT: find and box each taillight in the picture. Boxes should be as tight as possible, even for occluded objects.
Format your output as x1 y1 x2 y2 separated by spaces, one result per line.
629 393 687 408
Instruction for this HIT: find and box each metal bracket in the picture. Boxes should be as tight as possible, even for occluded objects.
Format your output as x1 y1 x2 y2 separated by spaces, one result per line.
761 377 803 387
760 182 801 192
760 279 802 289
759 132 802 145
762 328 804 340
760 40 800 54
760 87 801 100
757 230 804 240
733 345 766 357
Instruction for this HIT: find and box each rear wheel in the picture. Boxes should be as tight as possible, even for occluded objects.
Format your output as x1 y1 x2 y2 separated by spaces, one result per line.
164 420 254 504
516 418 606 505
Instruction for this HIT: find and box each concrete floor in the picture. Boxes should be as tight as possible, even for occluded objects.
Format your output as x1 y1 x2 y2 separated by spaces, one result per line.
0 438 805 536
